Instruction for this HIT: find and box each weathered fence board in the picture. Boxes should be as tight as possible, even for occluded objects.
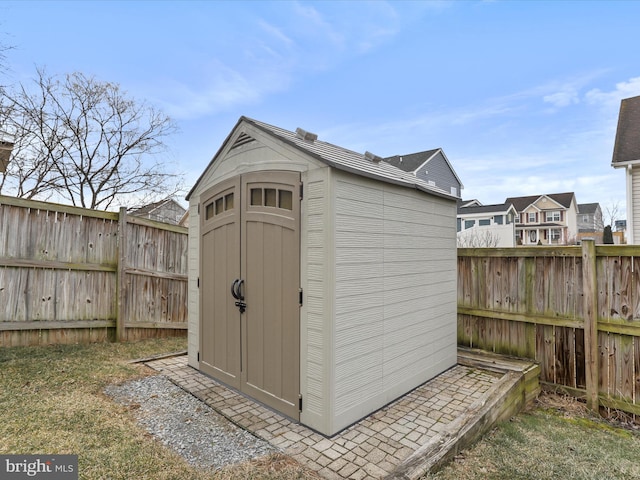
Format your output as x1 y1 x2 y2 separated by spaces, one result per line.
458 242 640 417
0 195 187 346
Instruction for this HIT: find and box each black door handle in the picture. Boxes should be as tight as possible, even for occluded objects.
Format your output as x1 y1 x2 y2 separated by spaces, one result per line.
236 279 245 301
231 279 240 300
231 278 246 313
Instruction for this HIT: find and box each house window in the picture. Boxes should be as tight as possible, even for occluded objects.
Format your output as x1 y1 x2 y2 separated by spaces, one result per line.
479 219 490 226
465 220 475 229
550 229 561 241
450 186 457 196
528 213 536 223
494 215 503 225
546 211 561 222
457 218 462 232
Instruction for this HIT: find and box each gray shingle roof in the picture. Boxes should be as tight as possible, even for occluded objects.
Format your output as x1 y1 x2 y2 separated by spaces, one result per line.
505 192 575 212
383 149 440 173
187 117 457 201
612 95 640 165
577 203 599 214
457 202 514 215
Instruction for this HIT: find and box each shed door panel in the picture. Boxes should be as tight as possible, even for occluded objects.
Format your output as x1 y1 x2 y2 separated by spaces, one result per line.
199 178 241 388
242 172 300 419
200 171 300 420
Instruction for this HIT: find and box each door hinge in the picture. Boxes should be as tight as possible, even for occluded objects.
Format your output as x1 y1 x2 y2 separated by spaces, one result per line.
197 351 200 362
300 183 303 200
298 394 303 411
198 203 200 215
299 288 303 306
197 277 200 288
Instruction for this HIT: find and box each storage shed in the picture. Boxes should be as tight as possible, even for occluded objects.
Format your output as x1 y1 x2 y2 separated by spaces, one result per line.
186 117 458 436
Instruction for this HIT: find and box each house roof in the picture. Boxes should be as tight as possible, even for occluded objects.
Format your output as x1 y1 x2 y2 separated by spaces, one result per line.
457 202 515 215
128 198 186 217
383 148 464 187
187 117 457 201
505 192 575 212
578 203 600 214
612 95 640 166
383 149 440 172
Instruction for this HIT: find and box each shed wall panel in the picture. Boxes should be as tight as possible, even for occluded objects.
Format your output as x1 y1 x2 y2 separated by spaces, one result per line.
187 202 200 367
332 172 457 431
299 167 333 433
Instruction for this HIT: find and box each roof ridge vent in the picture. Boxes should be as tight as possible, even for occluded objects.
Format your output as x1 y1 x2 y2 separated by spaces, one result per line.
364 151 383 163
296 128 318 142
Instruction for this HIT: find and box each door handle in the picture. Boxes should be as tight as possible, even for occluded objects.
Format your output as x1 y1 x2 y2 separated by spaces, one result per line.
231 279 240 300
236 279 245 301
231 278 246 313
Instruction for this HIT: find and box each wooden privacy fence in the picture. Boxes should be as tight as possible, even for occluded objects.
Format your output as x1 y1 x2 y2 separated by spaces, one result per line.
0 195 188 346
458 241 640 416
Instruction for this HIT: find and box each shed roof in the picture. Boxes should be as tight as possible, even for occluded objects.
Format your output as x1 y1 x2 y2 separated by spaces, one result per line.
612 95 640 166
187 117 458 201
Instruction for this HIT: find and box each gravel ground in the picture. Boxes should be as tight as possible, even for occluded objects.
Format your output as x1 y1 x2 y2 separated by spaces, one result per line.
105 375 278 470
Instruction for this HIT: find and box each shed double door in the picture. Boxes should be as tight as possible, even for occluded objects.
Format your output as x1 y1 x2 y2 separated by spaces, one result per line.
200 171 301 419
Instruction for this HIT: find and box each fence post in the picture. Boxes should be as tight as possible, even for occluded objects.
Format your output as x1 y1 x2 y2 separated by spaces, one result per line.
581 239 599 411
116 207 128 342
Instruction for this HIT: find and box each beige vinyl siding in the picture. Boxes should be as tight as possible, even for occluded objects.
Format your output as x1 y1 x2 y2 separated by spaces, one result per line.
299 166 333 432
187 202 200 367
333 172 457 431
333 176 385 420
633 167 640 243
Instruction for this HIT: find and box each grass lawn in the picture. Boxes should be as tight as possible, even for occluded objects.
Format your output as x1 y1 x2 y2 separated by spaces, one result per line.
425 394 640 480
0 338 318 480
2 339 640 479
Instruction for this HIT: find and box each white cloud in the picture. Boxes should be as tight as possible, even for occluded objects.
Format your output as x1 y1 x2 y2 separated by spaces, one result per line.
543 89 579 108
585 76 640 108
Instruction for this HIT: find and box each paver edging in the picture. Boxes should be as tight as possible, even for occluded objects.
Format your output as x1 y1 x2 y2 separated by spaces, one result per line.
386 368 533 480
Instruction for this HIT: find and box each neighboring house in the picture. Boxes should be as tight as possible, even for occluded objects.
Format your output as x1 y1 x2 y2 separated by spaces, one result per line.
128 197 187 225
615 219 628 244
457 200 518 247
0 140 13 173
384 148 463 198
576 203 604 243
506 192 579 245
612 95 640 244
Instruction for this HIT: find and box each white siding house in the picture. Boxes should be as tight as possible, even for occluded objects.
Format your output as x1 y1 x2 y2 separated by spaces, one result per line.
186 117 458 436
612 95 640 244
457 201 517 247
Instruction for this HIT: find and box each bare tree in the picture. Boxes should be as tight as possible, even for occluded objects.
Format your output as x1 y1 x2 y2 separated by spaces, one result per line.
602 200 621 229
0 69 183 209
457 228 501 248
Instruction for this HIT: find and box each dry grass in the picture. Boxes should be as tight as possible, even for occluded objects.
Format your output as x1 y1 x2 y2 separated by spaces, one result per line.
424 391 640 480
4 340 640 480
0 339 317 480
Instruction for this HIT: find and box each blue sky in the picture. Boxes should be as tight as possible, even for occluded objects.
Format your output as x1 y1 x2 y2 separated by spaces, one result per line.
2 1 639 219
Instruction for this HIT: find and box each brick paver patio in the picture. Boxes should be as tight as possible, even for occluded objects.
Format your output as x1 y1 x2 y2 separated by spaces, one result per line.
145 355 501 479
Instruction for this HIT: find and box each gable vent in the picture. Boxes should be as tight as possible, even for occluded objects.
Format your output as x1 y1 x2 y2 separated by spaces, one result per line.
364 151 383 163
230 132 256 150
295 128 318 142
